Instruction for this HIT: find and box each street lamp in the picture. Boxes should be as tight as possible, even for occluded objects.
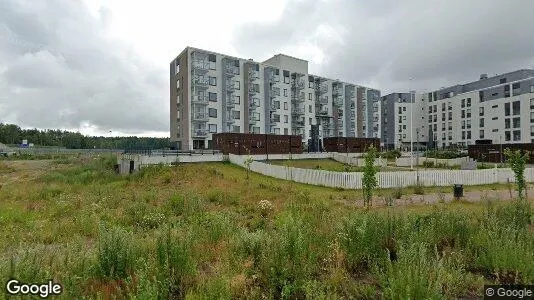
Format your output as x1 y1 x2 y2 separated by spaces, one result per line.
409 86 414 170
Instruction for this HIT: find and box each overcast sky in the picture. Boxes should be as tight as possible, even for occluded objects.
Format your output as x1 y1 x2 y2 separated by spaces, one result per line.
1 0 534 137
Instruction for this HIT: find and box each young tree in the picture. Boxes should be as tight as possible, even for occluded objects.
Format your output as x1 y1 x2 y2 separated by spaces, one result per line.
362 145 379 206
243 147 254 180
504 148 530 200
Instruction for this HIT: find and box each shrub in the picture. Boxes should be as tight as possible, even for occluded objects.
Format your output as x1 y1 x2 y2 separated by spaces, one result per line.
422 161 435 168
380 149 401 160
96 227 135 280
424 150 465 159
392 188 403 199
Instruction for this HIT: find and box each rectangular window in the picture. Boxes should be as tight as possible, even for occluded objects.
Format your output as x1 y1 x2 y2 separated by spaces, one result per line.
480 130 484 139
284 76 289 84
234 95 240 104
209 92 217 102
209 108 217 118
505 102 510 116
284 89 288 97
253 126 260 133
479 107 484 116
513 130 521 141
442 123 446 130
428 106 432 113
209 124 217 133
309 105 312 113
209 76 217 86
448 102 452 110
308 93 312 100
284 115 288 123
480 118 484 127
492 129 499 133
513 117 521 128
467 98 471 107
505 131 511 141
442 113 445 121
233 111 240 119
433 105 437 112
492 104 498 108
466 119 471 129
284 128 289 135
284 102 288 110
462 131 465 140
274 128 280 134
403 116 406 121
273 114 280 122
512 101 520 115
233 126 240 133
176 79 180 89
466 109 471 118
531 112 534 122
461 120 466 129
403 107 407 112
433 115 437 122
442 132 446 140
235 81 240 90
531 125 534 136
442 103 446 111
448 111 452 120
512 82 520 89
275 101 280 109
461 110 465 118
448 132 452 140
492 117 498 120
461 99 465 108
467 131 471 139
253 84 260 93
530 98 534 109
448 122 452 130
434 124 437 132
505 118 511 129
403 125 406 130
253 112 260 121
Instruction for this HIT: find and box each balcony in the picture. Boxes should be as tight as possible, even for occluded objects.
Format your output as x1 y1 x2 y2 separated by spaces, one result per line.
269 118 279 124
291 107 305 115
292 81 305 90
249 70 260 80
269 102 278 111
226 82 236 92
318 109 329 116
192 95 209 105
332 87 343 97
292 120 305 128
192 77 209 88
248 86 258 95
269 74 280 83
249 101 260 109
291 93 305 103
192 112 208 122
191 129 208 138
317 96 328 105
316 85 328 94
192 60 210 74
226 100 235 109
225 65 237 77
333 97 343 107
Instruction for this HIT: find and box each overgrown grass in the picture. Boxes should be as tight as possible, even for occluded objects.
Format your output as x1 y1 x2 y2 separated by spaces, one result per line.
0 156 532 298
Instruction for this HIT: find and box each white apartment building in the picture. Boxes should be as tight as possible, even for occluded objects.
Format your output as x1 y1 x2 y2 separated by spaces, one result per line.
382 70 534 150
170 47 381 150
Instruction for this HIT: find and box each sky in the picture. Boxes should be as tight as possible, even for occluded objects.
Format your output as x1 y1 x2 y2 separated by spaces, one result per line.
1 0 534 137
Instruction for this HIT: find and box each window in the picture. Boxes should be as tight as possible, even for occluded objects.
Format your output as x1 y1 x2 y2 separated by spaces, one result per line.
403 107 406 112
531 85 534 93
284 128 289 135
530 98 534 109
309 105 312 113
513 130 521 141
513 117 521 128
433 115 437 122
233 111 240 119
403 134 406 139
467 131 471 139
505 102 510 116
531 125 534 136
448 132 452 140
209 108 217 118
448 122 452 130
398 125 402 132
175 61 180 74
209 92 217 102
253 126 260 133
505 118 511 129
433 105 437 112
531 112 534 122
462 131 466 140
512 82 520 89
252 84 260 93
466 109 471 118
274 101 280 109
492 104 498 108
479 107 484 116
479 91 485 102
461 120 466 129
505 131 511 141
434 124 438 132
428 106 432 113
480 118 484 127
234 95 240 104
500 78 507 84
467 98 471 107
233 126 240 133
235 81 240 90
512 101 520 115
442 103 446 110
208 54 216 70
442 133 446 140
442 113 445 121
209 124 217 133
284 115 288 123
480 130 484 139
284 102 288 110
461 110 465 118
403 116 406 121
209 76 217 86
273 114 280 122
274 128 280 134
492 129 499 133
448 102 452 110
448 111 452 120
466 119 471 129
492 117 498 120
283 73 290 84
442 123 446 130
403 125 406 130
308 93 312 100
284 89 288 97
253 112 260 121
176 79 180 89
461 99 465 108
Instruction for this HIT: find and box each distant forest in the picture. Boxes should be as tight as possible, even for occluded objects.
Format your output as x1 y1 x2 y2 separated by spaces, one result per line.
0 123 171 149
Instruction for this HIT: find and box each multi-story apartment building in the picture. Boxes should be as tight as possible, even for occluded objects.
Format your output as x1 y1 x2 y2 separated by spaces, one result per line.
170 47 381 150
382 69 534 150
381 92 428 150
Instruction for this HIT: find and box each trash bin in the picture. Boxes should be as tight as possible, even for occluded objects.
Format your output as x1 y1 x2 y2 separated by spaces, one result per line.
453 184 463 199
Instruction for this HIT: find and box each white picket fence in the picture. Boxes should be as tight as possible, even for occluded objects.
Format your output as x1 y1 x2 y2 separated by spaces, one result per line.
230 154 534 188
331 153 387 167
395 156 472 167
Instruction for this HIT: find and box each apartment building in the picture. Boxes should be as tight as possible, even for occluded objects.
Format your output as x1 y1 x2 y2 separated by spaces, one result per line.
382 69 534 150
170 47 380 150
381 92 427 150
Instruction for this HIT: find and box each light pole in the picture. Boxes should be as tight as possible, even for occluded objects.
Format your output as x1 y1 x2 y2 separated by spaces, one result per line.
410 88 414 170
416 128 420 184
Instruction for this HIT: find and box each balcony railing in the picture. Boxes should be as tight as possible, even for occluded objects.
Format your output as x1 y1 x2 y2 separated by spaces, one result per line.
249 70 260 80
316 85 328 94
192 77 209 87
332 88 343 97
248 86 258 94
292 120 305 128
291 93 305 102
269 74 280 83
192 95 209 104
191 129 208 137
291 108 305 115
292 81 305 90
249 101 260 109
319 110 329 115
333 97 344 107
317 96 328 105
226 83 236 92
192 113 208 122
192 60 210 73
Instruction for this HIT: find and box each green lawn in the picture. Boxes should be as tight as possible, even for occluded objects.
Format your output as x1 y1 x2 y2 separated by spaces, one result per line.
0 156 532 298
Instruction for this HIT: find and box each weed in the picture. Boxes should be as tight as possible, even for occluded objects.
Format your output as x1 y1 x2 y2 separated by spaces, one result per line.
96 226 136 280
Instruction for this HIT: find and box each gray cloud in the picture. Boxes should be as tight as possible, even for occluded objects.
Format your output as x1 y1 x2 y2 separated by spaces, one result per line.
0 0 167 135
233 0 534 94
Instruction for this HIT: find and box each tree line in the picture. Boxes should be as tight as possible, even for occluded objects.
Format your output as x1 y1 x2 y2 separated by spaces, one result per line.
0 123 171 149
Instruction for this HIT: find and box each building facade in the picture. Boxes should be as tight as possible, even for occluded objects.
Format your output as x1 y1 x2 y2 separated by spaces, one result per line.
382 69 534 150
170 47 381 150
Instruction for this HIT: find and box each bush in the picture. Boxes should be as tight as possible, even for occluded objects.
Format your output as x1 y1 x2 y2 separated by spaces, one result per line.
422 161 435 168
424 150 465 159
96 227 135 280
381 149 401 160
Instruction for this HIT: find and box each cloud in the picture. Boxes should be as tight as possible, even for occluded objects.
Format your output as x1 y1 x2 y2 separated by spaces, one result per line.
232 0 534 94
0 0 168 135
